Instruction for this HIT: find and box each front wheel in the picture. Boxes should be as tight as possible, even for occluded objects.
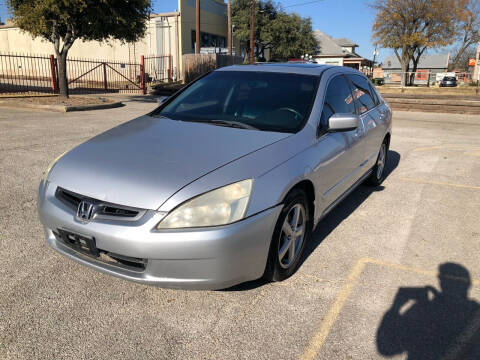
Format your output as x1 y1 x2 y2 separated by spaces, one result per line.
263 188 311 282
366 140 388 186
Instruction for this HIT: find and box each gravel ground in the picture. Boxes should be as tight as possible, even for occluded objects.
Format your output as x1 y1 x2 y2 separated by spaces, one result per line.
1 100 479 359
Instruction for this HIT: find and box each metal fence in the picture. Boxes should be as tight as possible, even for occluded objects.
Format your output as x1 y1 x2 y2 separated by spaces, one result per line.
0 53 55 95
0 52 173 95
66 57 143 94
382 71 474 86
144 55 173 83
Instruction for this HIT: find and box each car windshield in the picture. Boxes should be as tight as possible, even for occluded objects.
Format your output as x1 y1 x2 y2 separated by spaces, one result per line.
156 71 318 133
444 77 456 81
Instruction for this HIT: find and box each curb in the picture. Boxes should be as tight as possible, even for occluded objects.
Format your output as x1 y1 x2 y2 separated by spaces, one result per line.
385 98 480 107
0 100 124 112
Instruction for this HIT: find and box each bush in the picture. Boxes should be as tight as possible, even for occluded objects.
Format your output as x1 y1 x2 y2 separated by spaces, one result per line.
372 78 385 86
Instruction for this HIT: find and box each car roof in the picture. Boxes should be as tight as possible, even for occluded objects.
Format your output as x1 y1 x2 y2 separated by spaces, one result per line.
216 63 366 77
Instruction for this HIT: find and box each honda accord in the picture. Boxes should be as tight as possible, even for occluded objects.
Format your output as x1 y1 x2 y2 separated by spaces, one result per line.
38 64 392 290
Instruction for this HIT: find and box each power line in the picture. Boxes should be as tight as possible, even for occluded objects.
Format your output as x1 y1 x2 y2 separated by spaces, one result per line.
284 0 325 8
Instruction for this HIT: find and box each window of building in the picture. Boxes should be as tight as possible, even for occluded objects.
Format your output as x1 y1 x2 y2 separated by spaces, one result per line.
191 31 227 52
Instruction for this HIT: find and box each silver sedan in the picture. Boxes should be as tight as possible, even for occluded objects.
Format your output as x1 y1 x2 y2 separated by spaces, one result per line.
38 64 392 290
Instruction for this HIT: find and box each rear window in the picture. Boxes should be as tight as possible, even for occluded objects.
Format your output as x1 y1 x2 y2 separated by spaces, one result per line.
444 77 456 81
157 71 319 133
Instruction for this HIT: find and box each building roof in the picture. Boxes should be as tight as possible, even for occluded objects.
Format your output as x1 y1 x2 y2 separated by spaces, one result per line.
333 38 358 47
383 54 450 69
313 30 361 58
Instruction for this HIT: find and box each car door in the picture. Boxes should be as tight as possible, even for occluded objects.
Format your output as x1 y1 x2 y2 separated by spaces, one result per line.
346 74 381 167
311 74 367 213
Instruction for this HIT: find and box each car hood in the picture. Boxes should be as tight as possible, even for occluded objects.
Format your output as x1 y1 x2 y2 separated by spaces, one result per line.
48 115 290 210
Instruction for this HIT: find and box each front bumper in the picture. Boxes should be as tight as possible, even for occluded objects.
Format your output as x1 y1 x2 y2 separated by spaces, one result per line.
38 181 282 290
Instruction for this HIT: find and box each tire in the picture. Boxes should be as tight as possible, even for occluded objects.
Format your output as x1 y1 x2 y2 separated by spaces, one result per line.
366 140 389 186
263 188 312 282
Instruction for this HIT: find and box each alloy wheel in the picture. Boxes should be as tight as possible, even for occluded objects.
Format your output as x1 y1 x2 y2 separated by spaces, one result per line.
278 204 306 269
376 143 387 179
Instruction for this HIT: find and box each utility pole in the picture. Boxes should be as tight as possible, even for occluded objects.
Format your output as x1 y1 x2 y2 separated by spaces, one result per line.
249 0 255 64
196 0 201 54
228 0 232 56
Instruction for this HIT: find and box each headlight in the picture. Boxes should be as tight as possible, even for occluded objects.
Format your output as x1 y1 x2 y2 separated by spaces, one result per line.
42 151 67 182
156 179 253 229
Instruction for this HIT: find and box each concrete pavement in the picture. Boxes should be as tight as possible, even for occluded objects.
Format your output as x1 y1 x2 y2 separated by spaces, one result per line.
1 102 479 359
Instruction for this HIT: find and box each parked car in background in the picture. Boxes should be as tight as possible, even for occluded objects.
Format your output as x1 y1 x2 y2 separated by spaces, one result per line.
38 64 392 290
440 76 457 87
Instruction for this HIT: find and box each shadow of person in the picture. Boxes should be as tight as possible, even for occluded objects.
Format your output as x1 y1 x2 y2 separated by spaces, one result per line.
377 263 480 360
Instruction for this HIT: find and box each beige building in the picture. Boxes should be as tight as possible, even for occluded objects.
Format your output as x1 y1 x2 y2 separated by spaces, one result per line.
0 0 230 80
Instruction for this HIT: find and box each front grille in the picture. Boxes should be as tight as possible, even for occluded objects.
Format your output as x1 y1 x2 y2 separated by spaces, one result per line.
55 187 145 221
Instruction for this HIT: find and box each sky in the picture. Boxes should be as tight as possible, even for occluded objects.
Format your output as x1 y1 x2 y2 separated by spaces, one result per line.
0 0 389 61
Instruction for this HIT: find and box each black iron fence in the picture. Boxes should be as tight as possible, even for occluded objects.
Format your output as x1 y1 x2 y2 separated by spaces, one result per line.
0 52 173 95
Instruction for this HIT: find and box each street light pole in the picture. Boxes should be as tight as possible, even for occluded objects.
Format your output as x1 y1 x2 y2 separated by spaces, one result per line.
249 0 255 64
228 0 232 56
196 0 200 54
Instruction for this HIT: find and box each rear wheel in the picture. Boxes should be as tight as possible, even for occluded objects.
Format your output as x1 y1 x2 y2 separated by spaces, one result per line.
264 189 311 282
366 140 388 186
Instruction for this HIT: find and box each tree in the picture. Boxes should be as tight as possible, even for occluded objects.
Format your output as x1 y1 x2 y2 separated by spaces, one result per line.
450 0 480 69
264 13 317 60
232 0 316 62
372 0 464 86
7 0 151 97
449 44 477 70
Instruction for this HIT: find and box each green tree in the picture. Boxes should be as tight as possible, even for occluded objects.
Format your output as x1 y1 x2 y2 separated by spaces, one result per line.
7 0 151 97
264 13 317 60
232 0 316 62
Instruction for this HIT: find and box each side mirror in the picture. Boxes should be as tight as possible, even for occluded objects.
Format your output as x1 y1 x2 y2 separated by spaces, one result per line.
328 113 359 132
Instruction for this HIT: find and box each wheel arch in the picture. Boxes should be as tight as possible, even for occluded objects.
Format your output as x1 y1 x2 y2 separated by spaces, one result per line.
282 179 316 223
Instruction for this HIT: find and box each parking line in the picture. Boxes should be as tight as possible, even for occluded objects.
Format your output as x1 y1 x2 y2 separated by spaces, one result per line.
398 177 480 190
300 257 369 360
300 258 480 360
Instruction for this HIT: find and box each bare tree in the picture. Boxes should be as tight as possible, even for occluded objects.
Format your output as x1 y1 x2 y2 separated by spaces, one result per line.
372 0 464 86
450 0 480 69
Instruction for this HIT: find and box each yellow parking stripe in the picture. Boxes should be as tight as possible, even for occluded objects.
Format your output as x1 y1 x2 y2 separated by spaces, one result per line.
300 258 480 360
300 258 369 360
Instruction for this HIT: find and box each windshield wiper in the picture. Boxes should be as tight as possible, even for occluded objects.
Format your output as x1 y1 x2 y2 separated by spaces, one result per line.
209 120 259 130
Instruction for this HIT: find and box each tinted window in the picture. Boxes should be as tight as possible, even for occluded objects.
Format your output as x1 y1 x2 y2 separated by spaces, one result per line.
158 71 318 133
320 75 356 127
347 75 376 114
369 83 380 105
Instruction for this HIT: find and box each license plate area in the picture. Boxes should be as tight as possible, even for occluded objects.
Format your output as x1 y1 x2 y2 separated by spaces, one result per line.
56 229 99 257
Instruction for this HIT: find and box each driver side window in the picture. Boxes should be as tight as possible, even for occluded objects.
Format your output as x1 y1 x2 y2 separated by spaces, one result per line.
320 75 356 128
